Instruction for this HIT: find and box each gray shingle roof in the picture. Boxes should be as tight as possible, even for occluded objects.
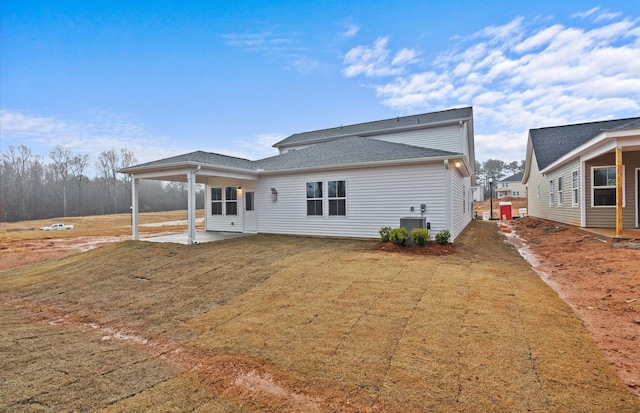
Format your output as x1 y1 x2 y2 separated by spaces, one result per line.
255 137 459 171
501 173 523 182
121 138 459 175
274 107 472 148
530 117 640 170
120 150 255 171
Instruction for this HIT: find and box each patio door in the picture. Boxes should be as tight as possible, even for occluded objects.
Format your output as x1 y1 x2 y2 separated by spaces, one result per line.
243 189 257 233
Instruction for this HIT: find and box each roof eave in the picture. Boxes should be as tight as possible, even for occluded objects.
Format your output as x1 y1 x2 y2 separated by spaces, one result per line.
261 154 463 175
119 160 259 176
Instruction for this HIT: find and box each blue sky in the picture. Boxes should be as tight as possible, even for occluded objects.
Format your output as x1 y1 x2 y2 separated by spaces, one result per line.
2 1 639 172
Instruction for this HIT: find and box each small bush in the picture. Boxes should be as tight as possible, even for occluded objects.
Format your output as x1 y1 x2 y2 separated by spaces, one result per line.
379 226 392 243
435 229 451 245
388 227 409 246
410 228 431 246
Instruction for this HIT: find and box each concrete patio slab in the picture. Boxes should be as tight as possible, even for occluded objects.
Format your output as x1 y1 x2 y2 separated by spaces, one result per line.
141 231 249 244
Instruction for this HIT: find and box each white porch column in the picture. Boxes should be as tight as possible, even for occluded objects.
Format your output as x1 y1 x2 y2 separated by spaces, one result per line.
131 177 139 241
616 147 623 236
187 169 197 244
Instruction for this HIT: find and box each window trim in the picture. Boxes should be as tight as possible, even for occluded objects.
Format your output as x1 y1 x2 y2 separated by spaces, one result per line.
591 165 625 208
557 176 563 207
549 179 554 207
225 186 238 216
211 187 223 216
571 170 579 207
328 180 347 217
306 181 323 216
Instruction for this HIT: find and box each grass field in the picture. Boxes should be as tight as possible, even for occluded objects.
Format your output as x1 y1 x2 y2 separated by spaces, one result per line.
1 220 638 412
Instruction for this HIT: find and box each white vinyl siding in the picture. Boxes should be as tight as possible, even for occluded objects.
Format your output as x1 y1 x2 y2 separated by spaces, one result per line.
371 124 463 153
549 179 554 207
256 163 452 240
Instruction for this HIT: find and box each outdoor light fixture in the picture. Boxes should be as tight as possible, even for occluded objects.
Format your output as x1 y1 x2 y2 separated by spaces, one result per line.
454 161 461 168
271 188 278 202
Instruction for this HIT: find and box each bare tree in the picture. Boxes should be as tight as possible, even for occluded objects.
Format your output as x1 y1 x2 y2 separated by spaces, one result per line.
119 148 137 211
1 145 33 221
97 150 120 213
50 145 73 216
70 153 90 215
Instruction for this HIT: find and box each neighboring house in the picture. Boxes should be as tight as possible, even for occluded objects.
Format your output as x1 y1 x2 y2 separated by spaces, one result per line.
120 107 475 244
522 117 640 232
495 173 525 198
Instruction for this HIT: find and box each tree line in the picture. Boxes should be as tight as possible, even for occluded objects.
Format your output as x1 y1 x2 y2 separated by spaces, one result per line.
475 159 526 198
1 144 203 223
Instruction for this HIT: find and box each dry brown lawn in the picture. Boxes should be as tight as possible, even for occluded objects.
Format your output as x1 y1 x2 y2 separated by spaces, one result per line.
1 221 638 412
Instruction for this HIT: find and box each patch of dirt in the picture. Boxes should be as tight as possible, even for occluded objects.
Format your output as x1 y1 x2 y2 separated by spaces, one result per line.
507 216 640 395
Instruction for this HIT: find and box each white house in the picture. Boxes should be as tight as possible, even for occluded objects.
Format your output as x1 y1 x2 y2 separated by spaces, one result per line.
496 173 525 199
120 107 476 244
522 117 640 235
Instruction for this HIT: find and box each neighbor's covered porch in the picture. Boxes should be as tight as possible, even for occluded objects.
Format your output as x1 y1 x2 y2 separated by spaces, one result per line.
579 127 640 234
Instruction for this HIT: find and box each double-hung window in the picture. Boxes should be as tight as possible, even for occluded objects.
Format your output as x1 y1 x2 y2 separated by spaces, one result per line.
572 170 579 207
306 182 323 216
592 166 622 207
557 176 563 207
328 180 346 216
211 187 223 215
549 179 554 207
225 187 238 215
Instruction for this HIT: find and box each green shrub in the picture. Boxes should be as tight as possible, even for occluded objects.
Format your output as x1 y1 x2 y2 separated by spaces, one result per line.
410 228 431 246
435 229 451 245
379 226 392 242
389 227 409 246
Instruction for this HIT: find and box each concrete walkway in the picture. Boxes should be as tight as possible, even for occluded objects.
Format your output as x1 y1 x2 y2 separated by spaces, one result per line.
142 231 249 245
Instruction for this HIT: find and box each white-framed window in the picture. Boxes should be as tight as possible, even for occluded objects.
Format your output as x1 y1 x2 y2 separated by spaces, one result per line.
572 170 579 207
306 181 323 216
592 166 624 207
549 179 554 207
502 182 509 188
513 191 520 197
557 176 563 207
211 187 223 215
225 187 238 215
328 180 346 216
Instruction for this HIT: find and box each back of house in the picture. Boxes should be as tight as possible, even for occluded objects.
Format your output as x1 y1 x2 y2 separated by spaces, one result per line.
121 107 476 243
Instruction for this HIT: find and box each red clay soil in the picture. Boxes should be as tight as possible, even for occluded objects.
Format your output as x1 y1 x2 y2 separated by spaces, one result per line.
506 217 640 396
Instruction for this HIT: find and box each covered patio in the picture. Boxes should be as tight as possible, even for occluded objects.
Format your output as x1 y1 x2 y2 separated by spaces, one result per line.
119 152 259 245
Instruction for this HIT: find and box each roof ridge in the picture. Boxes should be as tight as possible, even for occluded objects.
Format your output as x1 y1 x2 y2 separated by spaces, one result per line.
530 116 640 132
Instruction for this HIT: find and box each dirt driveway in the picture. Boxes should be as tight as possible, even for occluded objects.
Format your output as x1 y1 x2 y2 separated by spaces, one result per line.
1 221 638 412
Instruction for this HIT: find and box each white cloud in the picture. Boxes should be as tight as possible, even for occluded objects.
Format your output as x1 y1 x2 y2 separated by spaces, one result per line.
342 11 640 161
224 31 317 74
341 23 359 39
572 7 600 19
233 133 283 160
0 110 189 170
343 37 418 77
